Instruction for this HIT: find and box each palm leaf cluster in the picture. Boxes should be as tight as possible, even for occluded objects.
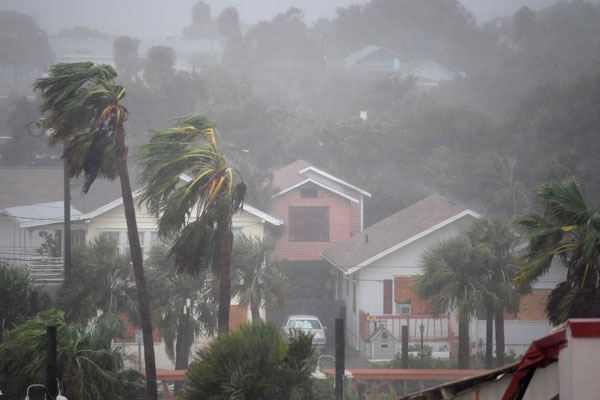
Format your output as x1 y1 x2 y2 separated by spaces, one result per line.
515 178 600 324
415 236 490 319
56 237 138 325
231 234 288 321
33 62 125 192
146 244 217 365
0 262 32 341
0 310 145 400
181 321 314 400
139 116 245 274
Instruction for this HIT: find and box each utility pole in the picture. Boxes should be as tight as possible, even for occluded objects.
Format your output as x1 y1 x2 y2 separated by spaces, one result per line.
63 144 71 282
335 318 345 400
46 325 58 398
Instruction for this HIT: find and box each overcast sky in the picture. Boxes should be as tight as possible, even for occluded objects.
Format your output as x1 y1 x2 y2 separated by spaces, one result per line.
0 0 594 38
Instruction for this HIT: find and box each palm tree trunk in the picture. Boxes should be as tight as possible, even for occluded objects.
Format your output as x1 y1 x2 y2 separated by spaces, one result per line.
174 312 191 394
485 305 494 369
458 316 470 369
217 217 232 335
495 309 505 366
251 302 261 322
116 126 158 400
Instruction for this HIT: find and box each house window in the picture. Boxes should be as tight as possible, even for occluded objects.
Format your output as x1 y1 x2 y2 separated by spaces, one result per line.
232 226 243 237
380 343 389 349
299 187 318 199
99 230 157 259
289 206 329 242
396 301 412 315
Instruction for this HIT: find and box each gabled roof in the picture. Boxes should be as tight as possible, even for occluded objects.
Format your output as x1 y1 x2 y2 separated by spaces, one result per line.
344 45 410 66
3 201 82 228
321 194 479 273
272 160 371 200
370 326 398 341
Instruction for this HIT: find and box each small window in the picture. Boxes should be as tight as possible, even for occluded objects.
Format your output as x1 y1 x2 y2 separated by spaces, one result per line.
396 301 412 315
299 187 318 198
380 343 389 349
382 332 388 340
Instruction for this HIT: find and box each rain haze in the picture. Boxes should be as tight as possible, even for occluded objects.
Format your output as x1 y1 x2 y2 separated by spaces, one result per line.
1 0 600 399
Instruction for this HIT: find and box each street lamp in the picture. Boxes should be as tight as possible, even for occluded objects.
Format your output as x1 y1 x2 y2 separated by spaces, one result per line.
311 354 353 399
419 324 425 353
24 379 68 400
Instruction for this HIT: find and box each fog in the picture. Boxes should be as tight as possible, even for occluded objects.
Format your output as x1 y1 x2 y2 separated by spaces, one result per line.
3 0 594 36
1 0 600 396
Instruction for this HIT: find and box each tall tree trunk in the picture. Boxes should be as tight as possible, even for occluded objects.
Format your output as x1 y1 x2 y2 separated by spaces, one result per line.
116 126 158 400
495 309 505 367
174 312 191 394
485 304 494 369
217 216 232 335
251 301 261 322
458 316 470 369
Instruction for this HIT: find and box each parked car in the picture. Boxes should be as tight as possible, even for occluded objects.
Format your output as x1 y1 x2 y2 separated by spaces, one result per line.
281 314 327 348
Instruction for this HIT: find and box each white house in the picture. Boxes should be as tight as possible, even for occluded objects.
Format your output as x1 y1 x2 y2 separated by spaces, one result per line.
322 193 566 362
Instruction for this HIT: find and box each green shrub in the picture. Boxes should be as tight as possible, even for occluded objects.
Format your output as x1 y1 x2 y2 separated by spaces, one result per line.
181 321 314 400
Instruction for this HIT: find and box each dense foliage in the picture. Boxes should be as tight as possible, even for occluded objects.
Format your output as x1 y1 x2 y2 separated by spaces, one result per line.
516 179 600 324
181 321 314 400
0 262 33 342
0 310 145 400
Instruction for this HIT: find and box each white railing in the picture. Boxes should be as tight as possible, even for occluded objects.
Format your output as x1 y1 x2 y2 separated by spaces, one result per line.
0 248 64 286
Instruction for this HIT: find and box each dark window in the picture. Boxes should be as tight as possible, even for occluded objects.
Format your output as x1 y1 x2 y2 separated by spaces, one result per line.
352 282 357 313
299 187 318 198
289 206 329 242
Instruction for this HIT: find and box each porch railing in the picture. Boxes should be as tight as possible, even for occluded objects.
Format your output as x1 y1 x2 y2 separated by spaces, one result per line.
359 311 455 356
0 248 64 285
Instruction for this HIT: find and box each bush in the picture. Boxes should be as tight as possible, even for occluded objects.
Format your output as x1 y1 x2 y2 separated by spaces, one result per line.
181 321 314 400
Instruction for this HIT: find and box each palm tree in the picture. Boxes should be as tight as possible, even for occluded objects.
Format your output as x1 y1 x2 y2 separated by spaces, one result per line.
146 244 217 374
484 156 529 218
138 116 245 335
0 262 32 343
231 234 288 322
467 218 522 367
33 62 158 399
0 310 146 400
57 236 138 325
515 179 600 324
414 236 489 369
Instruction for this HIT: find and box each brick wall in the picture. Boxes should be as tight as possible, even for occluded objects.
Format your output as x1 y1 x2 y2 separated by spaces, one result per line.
229 305 248 330
394 276 430 315
513 290 551 321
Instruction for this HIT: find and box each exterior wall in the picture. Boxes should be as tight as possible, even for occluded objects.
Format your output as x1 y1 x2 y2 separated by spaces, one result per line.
356 215 477 317
350 200 361 235
271 187 355 261
559 329 600 399
513 289 551 321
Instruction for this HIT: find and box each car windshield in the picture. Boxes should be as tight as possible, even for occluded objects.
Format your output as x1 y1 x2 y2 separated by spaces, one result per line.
288 319 321 329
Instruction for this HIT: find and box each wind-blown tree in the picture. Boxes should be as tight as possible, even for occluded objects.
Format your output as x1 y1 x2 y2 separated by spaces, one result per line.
467 218 522 367
146 244 217 375
515 179 600 324
414 236 489 369
231 234 288 322
0 262 33 343
181 321 314 400
0 310 146 400
56 236 138 325
139 116 245 335
33 62 158 399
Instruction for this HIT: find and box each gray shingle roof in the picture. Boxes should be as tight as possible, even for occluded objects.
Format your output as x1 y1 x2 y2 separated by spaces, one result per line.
321 194 474 271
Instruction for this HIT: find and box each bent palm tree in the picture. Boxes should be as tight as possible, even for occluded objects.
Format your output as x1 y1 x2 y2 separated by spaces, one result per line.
515 179 600 324
414 236 489 369
467 217 522 367
231 234 288 322
139 116 245 335
33 62 157 399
